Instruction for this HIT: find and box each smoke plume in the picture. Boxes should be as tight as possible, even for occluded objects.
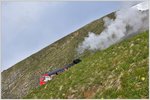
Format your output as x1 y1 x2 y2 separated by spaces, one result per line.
77 3 149 54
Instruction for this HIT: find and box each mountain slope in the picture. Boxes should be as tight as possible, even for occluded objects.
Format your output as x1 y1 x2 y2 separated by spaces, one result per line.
24 30 149 99
1 12 115 99
2 2 149 98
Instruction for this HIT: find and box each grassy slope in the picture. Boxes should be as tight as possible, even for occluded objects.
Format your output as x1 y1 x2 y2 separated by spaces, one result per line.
24 31 149 99
1 12 115 98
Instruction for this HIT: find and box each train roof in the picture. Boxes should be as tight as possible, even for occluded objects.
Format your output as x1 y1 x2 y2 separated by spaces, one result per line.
47 59 81 76
47 67 64 76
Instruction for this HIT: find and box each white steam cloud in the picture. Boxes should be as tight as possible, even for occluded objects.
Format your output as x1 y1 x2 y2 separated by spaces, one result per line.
77 2 149 54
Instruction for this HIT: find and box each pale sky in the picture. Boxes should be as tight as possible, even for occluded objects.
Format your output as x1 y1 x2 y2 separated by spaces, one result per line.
2 1 140 71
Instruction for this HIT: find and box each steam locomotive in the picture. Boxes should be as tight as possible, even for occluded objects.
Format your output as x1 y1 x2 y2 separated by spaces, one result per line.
39 59 81 86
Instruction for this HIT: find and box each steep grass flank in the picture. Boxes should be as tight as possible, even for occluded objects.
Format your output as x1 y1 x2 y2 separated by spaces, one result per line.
1 12 115 99
24 31 149 99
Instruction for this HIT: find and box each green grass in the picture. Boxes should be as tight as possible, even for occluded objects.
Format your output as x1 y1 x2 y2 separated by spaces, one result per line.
24 31 149 99
1 12 116 99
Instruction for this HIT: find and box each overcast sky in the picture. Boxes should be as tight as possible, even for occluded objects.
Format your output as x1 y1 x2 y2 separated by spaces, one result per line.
2 1 140 71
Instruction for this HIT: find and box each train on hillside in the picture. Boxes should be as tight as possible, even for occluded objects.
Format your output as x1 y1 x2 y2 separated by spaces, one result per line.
39 59 81 86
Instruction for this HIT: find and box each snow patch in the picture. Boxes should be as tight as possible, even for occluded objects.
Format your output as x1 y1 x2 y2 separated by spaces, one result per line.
132 1 149 11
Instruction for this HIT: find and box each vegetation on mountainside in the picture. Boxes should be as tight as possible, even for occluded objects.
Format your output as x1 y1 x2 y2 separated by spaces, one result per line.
24 31 149 99
2 12 115 99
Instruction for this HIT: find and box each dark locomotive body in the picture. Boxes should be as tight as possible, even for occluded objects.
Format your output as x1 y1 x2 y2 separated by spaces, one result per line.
40 59 81 86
